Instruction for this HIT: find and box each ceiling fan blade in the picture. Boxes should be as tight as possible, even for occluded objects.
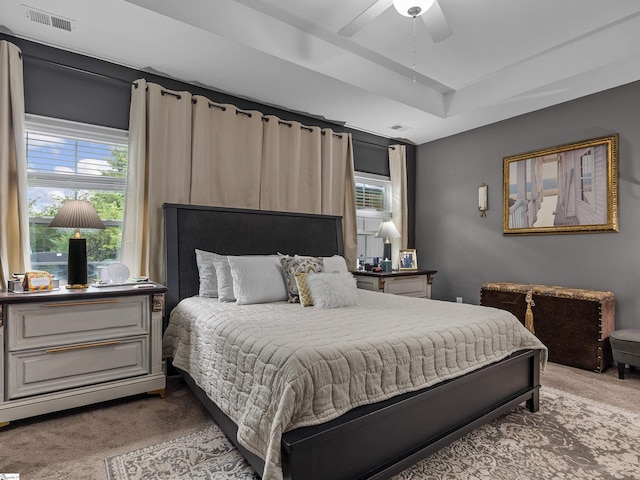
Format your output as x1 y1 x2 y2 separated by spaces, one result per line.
422 0 452 43
338 0 393 37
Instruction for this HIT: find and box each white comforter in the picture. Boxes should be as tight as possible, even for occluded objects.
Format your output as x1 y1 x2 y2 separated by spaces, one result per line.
163 289 547 480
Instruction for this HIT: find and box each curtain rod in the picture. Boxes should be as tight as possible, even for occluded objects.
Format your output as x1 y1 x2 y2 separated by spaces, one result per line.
21 53 347 140
353 138 396 150
196 98 343 138
21 52 133 86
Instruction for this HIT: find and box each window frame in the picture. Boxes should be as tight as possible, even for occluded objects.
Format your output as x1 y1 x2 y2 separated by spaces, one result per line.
26 114 128 192
25 114 129 280
354 172 392 221
355 172 392 263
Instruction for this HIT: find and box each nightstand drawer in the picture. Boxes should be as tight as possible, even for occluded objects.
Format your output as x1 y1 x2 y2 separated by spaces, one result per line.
7 296 149 351
7 336 149 399
355 276 377 291
384 276 427 297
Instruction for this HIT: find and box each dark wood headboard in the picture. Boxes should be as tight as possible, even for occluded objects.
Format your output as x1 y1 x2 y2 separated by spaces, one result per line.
163 203 344 313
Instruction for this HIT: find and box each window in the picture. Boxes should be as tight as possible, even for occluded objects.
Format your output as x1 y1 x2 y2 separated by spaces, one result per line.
354 172 392 265
26 115 128 282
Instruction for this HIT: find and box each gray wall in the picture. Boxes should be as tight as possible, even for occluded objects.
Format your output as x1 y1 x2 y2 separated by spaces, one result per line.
416 80 640 329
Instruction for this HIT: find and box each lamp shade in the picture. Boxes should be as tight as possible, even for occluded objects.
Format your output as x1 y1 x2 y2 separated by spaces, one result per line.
375 221 401 242
392 0 435 17
49 200 105 232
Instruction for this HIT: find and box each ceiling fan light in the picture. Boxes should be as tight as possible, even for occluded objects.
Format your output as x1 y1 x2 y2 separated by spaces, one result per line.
392 0 435 17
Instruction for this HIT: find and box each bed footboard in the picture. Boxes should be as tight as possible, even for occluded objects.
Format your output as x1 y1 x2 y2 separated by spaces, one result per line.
177 349 540 480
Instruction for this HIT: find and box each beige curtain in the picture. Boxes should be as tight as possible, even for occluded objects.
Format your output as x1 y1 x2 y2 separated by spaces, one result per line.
321 129 357 270
261 119 357 268
0 40 30 287
121 80 193 282
123 80 357 282
191 99 263 208
389 144 408 270
261 118 323 213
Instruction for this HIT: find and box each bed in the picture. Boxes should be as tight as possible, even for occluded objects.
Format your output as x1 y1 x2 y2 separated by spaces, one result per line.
162 203 546 480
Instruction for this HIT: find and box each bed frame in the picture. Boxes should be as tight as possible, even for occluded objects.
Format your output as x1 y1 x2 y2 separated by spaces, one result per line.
163 203 541 480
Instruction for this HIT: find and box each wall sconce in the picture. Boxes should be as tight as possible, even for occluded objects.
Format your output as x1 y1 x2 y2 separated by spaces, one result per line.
478 183 488 217
49 200 105 288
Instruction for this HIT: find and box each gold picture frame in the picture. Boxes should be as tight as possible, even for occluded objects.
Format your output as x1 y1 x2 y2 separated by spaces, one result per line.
503 134 619 235
399 249 418 270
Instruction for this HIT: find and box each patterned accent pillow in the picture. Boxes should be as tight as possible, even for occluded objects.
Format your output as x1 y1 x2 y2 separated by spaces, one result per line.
294 272 314 307
280 256 324 303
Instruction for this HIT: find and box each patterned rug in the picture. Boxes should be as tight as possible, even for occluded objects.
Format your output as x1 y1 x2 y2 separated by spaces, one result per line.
105 387 640 480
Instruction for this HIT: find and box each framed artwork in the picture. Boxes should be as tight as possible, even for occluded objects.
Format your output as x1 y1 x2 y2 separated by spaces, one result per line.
399 249 418 270
503 134 619 235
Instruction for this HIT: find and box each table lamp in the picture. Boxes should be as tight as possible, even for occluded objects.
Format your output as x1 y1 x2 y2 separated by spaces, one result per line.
49 200 105 288
375 220 401 265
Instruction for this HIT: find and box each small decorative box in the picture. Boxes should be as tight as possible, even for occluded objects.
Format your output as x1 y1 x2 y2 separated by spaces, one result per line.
8 272 59 292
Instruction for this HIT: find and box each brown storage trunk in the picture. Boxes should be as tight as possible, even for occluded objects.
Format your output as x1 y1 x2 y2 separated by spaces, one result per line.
480 282 615 372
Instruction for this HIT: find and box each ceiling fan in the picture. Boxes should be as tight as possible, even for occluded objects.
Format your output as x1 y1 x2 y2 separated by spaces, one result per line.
338 0 452 43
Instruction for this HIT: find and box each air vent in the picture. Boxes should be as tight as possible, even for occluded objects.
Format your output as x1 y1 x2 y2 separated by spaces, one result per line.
389 124 410 132
23 5 74 32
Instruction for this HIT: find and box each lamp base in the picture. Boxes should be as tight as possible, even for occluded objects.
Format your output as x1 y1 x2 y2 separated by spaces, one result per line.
383 242 392 263
67 237 88 287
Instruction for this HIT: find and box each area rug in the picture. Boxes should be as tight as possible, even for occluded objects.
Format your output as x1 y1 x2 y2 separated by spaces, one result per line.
105 387 640 480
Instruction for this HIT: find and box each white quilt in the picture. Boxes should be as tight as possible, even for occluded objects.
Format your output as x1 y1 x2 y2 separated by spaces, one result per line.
163 290 547 480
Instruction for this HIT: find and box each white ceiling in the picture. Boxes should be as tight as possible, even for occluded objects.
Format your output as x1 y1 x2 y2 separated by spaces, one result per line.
3 0 640 144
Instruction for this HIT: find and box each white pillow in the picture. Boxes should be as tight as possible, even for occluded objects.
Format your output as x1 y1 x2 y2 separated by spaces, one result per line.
305 272 358 308
195 249 222 297
213 255 235 302
227 255 288 305
322 255 349 273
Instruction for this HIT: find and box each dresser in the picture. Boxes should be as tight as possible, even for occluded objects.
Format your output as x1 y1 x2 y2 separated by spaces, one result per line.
353 270 437 298
0 284 167 427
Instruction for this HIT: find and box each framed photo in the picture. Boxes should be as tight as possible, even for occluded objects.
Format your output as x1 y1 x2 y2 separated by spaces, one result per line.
503 134 619 235
399 249 418 270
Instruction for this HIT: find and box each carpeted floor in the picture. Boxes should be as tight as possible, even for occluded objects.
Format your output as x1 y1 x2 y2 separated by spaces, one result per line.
1 362 639 479
104 386 640 480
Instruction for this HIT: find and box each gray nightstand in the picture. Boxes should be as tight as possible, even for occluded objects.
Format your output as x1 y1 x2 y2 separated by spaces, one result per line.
0 283 167 427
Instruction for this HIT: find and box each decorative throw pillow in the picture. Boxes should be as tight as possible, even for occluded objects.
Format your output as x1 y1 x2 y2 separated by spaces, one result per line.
213 255 235 302
322 255 349 273
195 249 222 297
280 256 324 303
294 272 314 307
305 272 358 308
227 255 288 305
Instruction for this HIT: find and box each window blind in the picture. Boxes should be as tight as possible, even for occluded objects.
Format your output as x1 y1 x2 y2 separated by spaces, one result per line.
26 129 127 191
